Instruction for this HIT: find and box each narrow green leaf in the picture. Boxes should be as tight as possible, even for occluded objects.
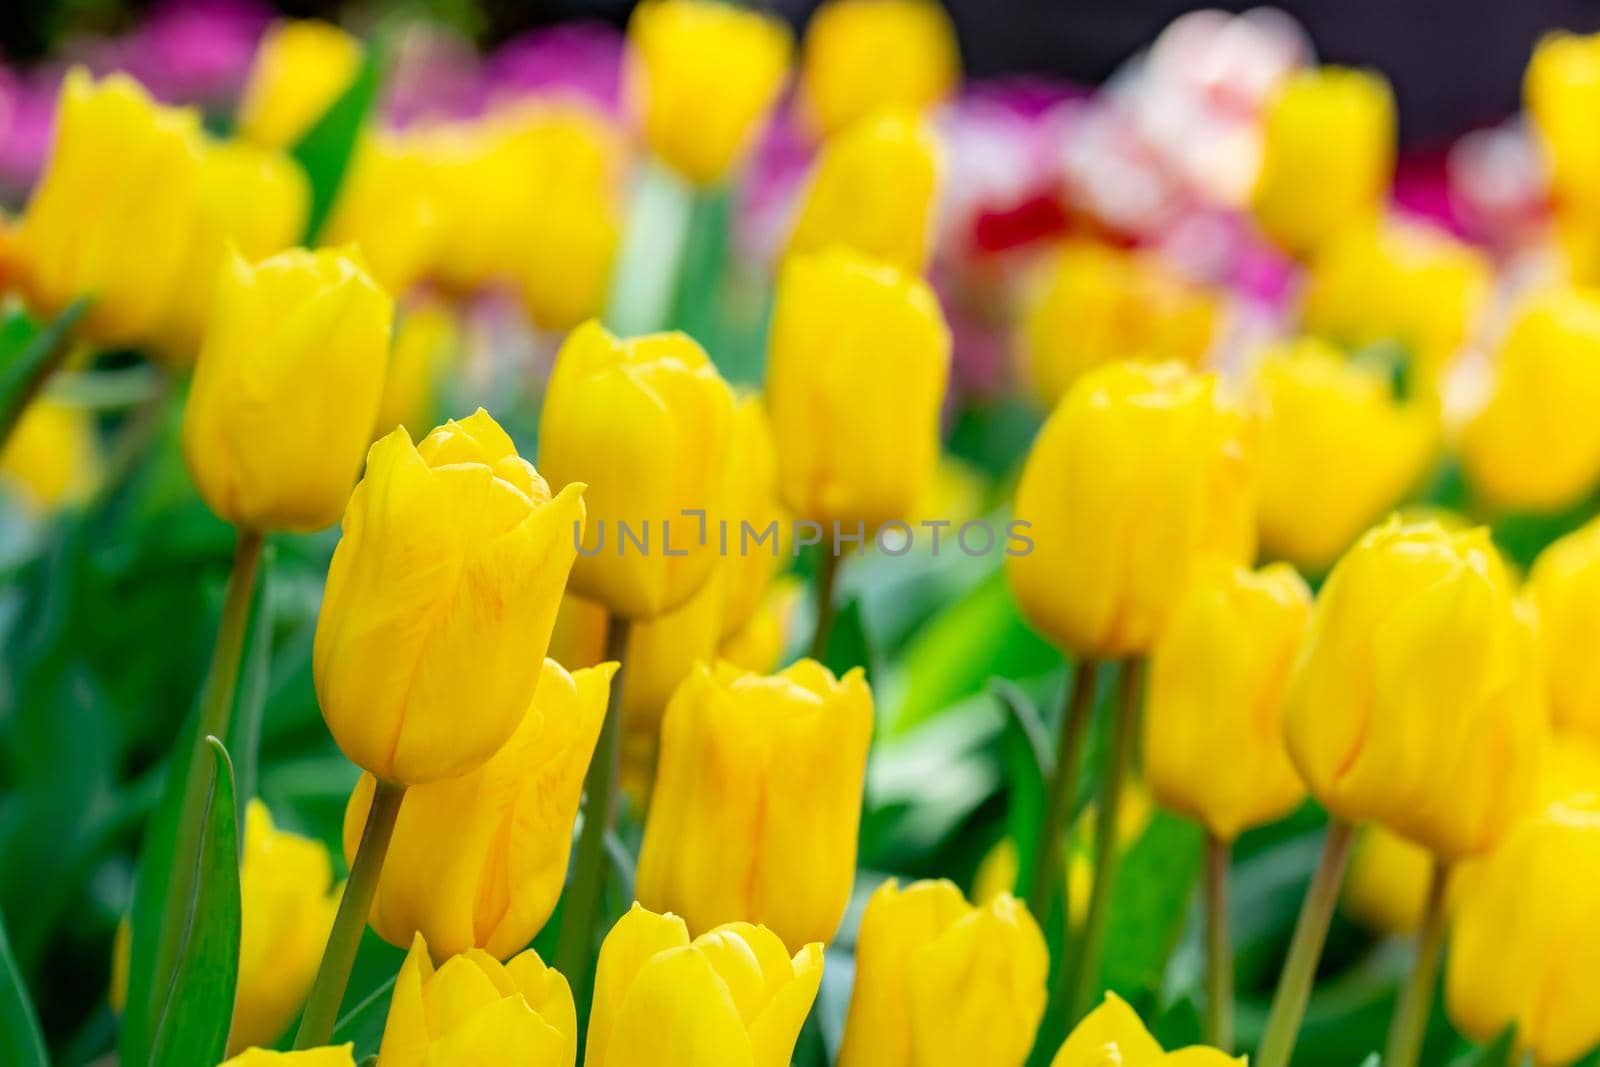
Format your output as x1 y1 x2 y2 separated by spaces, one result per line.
291 47 381 243
0 299 90 441
1100 813 1205 998
225 543 277 817
0 910 48 1067
819 595 873 682
150 738 241 1067
331 973 396 1058
994 680 1050 896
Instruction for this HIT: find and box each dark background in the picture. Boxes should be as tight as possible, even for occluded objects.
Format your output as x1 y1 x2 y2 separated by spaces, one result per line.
5 0 1600 144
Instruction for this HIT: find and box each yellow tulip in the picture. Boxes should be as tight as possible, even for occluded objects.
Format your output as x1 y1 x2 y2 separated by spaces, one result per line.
237 20 362 150
1145 562 1311 841
1051 991 1242 1067
1250 338 1436 571
1461 287 1600 511
636 660 872 950
617 574 724 793
321 131 439 296
220 1047 355 1067
314 410 586 784
1341 825 1435 936
1283 517 1545 858
548 593 609 671
377 933 576 1067
0 398 99 512
1006 360 1256 658
1019 241 1220 406
1526 32 1600 210
345 660 613 959
799 0 960 137
181 247 392 532
154 138 311 364
626 0 793 185
836 879 1048 1067
786 108 941 275
1251 66 1395 257
229 801 340 1054
1446 799 1600 1066
372 298 457 441
719 576 804 674
1529 516 1600 738
1301 221 1490 394
12 69 203 348
712 394 786 641
539 320 735 620
767 248 951 528
586 903 822 1067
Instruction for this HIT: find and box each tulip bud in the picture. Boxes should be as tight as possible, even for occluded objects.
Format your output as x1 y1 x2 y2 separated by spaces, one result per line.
1145 562 1311 841
13 69 203 348
837 879 1047 1067
314 410 586 784
378 933 577 1067
181 247 392 532
586 903 822 1067
1446 800 1600 1067
1251 338 1435 571
1051 992 1241 1066
346 660 614 959
767 248 951 528
1461 288 1600 511
1019 241 1220 406
636 660 872 949
1529 516 1600 739
799 0 960 137
1006 360 1256 658
1251 66 1395 258
372 298 457 441
548 593 609 671
221 1048 355 1066
230 801 340 1054
786 109 941 275
719 576 804 674
321 131 439 296
237 20 362 150
1525 32 1600 209
1341 825 1434 936
1283 518 1545 858
626 0 792 186
0 398 100 512
539 320 735 620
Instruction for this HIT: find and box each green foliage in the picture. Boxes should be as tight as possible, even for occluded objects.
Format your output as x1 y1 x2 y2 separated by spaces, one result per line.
0 910 49 1067
290 46 381 243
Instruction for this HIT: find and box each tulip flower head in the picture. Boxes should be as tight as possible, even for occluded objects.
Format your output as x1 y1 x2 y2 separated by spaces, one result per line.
586 903 823 1067
1340 824 1436 936
799 0 961 137
321 130 440 296
314 410 586 784
372 298 458 442
837 878 1048 1067
1526 31 1600 211
1051 992 1242 1066
1530 515 1600 740
237 20 363 150
221 1047 356 1066
0 398 100 512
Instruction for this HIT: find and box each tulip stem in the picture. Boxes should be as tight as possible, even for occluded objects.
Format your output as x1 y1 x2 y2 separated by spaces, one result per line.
0 298 88 453
808 549 841 662
1026 662 1097 919
557 616 632 1004
294 779 407 1049
1254 818 1357 1067
1067 657 1142 1023
1204 832 1235 1052
1382 856 1450 1067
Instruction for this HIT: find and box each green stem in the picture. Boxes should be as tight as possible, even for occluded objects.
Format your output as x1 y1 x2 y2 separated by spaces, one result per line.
1205 832 1235 1052
1067 657 1142 1022
1026 662 1098 919
1254 818 1357 1067
808 549 841 662
294 779 406 1048
555 616 631 998
149 528 264 1008
0 300 86 452
1382 857 1450 1067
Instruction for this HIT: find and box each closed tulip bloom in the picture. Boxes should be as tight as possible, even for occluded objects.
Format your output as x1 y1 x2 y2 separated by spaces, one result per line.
0 398 100 512
237 20 362 150
378 933 577 1067
230 801 340 1054
1525 32 1600 208
346 660 613 959
786 109 941 275
1341 825 1435 936
626 0 792 185
586 903 823 1067
1447 800 1600 1066
767 248 951 528
181 247 392 531
1462 288 1600 511
636 660 872 949
799 0 960 137
548 593 609 671
321 131 439 296
1052 992 1241 1067
1251 338 1436 570
1251 66 1395 258
837 879 1048 1067
372 298 457 441
221 1047 355 1067
1529 517 1600 738
1006 360 1256 658
539 320 735 620
718 395 787 639
314 410 586 784
1145 562 1311 841
1019 241 1221 406
1283 518 1545 858
13 69 203 348
618 573 724 790
720 577 804 674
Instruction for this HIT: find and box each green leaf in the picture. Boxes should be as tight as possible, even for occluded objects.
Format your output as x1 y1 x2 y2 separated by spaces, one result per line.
994 680 1050 896
0 300 89 441
0 909 48 1067
1101 813 1205 998
225 543 278 816
819 595 874 683
150 738 241 1067
331 972 396 1058
1445 1025 1517 1067
291 46 381 243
